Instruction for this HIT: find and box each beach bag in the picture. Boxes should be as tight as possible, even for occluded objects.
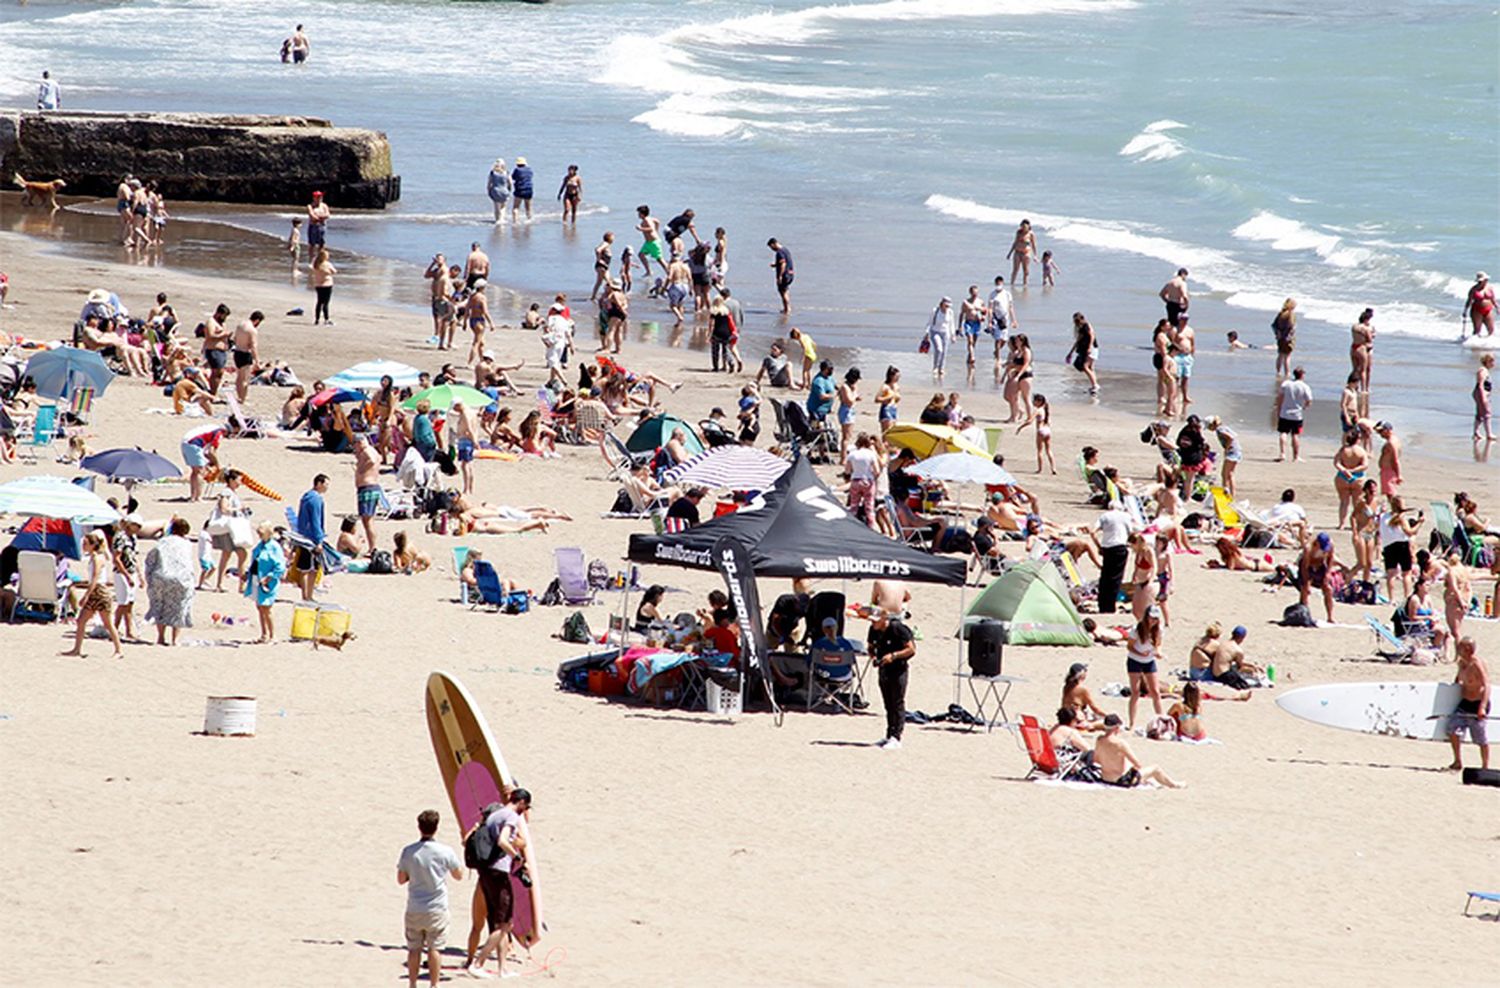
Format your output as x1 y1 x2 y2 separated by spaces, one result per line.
918 336 931 354
610 488 634 514
560 610 592 643
539 578 563 607
366 549 394 575
587 559 610 590
463 805 506 869
1339 579 1377 605
504 591 530 614
1281 603 1315 628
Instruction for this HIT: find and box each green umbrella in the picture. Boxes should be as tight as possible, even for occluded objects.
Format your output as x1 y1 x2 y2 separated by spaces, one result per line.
401 384 492 412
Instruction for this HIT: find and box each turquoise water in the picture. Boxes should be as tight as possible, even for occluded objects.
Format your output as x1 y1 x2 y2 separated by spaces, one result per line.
2 0 1496 442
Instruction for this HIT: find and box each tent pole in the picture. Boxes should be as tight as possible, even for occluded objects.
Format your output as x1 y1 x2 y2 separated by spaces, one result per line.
953 580 966 705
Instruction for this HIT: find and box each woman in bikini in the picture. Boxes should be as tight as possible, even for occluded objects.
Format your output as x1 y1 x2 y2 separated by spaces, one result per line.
1168 683 1209 741
518 410 558 458
488 407 523 450
1474 353 1494 442
1005 219 1038 287
1015 393 1055 474
1350 307 1375 403
1152 319 1177 417
1204 535 1272 573
1205 415 1241 498
1061 662 1108 727
1332 429 1369 529
1008 334 1035 425
1463 271 1495 338
1187 624 1221 682
1129 532 1157 621
557 164 583 224
874 366 901 438
1349 479 1380 584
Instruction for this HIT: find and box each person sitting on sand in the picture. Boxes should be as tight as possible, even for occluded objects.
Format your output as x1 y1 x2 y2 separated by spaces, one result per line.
1094 713 1183 788
172 368 214 416
335 515 362 559
391 531 430 574
1187 623 1222 681
460 550 514 596
1212 626 1264 689
1062 661 1108 728
279 385 307 429
1168 682 1208 741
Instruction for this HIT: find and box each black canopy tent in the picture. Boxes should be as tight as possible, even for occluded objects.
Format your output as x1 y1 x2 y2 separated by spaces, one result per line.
628 456 966 586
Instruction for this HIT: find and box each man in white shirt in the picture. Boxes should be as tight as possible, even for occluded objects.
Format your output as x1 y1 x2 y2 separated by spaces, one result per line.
37 71 60 111
1264 488 1309 544
1093 500 1135 614
1275 366 1314 462
987 275 1017 363
397 810 464 988
955 414 986 452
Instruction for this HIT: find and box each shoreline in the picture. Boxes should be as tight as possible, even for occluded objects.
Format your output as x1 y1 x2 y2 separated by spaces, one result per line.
4 194 1494 468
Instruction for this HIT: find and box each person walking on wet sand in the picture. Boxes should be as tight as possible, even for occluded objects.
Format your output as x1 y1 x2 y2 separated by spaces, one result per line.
397 809 464 988
1447 638 1490 772
1160 267 1190 326
557 164 583 224
1375 420 1402 497
768 237 794 315
868 609 915 750
486 159 511 224
1274 367 1312 462
1007 219 1038 287
636 205 669 280
1464 272 1495 338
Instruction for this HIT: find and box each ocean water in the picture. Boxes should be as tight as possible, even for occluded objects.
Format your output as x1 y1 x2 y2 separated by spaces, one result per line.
2 0 1496 450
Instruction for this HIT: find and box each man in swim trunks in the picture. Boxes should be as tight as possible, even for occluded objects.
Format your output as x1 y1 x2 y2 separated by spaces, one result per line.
447 400 480 496
1375 420 1402 497
1298 532 1340 624
1094 714 1182 788
1173 317 1196 407
1159 267 1190 326
290 24 310 63
636 205 669 279
464 242 490 290
305 190 329 254
231 310 263 403
115 175 134 244
1463 272 1495 338
768 238 794 315
665 253 691 327
425 253 455 349
353 436 382 553
464 280 491 366
960 285 985 367
1274 367 1313 462
1447 637 1490 771
200 303 232 398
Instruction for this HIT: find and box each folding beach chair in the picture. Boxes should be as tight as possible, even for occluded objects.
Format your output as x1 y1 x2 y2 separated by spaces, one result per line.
1209 486 1243 530
768 398 795 448
574 402 611 444
554 547 595 605
601 432 652 481
535 389 580 445
1366 614 1433 661
68 386 96 425
807 647 861 714
471 560 506 611
19 404 59 463
1019 714 1087 781
802 591 847 646
882 494 933 549
11 550 65 623
224 392 268 439
1464 890 1500 919
1435 503 1490 567
451 546 473 604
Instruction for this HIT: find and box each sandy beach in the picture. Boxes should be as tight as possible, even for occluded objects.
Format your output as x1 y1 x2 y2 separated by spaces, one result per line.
1 226 1498 987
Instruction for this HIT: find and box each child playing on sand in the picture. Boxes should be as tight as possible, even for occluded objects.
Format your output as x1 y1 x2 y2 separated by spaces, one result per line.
1041 250 1059 287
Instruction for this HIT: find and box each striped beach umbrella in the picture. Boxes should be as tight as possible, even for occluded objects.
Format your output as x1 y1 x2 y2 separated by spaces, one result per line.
0 475 121 524
325 359 422 389
661 446 790 490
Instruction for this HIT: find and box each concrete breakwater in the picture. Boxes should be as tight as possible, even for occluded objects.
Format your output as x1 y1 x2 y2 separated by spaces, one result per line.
1 110 400 208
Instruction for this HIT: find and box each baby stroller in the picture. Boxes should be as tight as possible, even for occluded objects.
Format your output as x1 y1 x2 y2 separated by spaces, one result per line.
781 400 838 464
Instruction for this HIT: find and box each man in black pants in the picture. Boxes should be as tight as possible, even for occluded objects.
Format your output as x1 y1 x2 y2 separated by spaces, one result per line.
869 610 916 750
1094 500 1134 614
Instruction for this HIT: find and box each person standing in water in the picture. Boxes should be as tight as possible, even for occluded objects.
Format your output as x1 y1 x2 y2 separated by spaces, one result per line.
557 164 583 224
959 285 985 368
1066 311 1099 395
1350 307 1376 415
1006 219 1038 286
290 24 310 63
486 159 511 224
1272 298 1297 378
510 157 534 223
1463 272 1495 338
768 238 794 315
1160 268 1190 326
1474 353 1495 443
305 190 330 258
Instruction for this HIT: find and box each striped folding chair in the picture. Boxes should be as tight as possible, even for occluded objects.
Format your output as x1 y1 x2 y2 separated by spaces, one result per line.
69 386 96 424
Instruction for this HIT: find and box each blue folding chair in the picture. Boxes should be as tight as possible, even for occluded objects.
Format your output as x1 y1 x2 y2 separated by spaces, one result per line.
1464 890 1500 918
20 405 59 462
471 560 505 610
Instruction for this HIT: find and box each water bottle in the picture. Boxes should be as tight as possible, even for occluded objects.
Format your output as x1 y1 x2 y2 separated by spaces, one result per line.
1266 663 1276 684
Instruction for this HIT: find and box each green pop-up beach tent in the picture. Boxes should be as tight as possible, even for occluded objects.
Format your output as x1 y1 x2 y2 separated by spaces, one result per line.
963 561 1090 647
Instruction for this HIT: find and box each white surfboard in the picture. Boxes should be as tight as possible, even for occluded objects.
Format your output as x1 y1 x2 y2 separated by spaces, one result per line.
1276 681 1495 742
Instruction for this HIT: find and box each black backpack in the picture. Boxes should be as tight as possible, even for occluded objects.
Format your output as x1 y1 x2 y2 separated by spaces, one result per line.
463 803 506 869
560 610 592 644
1281 603 1315 628
367 549 394 575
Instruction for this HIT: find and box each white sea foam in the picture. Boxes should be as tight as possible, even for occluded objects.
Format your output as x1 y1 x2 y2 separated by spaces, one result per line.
1119 119 1188 162
1232 210 1373 268
1222 291 1461 343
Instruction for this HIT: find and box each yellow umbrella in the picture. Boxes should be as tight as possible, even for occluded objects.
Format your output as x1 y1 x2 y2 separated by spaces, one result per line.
883 422 990 460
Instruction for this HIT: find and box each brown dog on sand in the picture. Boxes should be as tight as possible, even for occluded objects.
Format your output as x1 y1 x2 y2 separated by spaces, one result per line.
13 173 67 210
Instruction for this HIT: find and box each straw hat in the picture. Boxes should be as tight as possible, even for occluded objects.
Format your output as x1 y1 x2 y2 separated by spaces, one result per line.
86 288 110 304
515 156 528 166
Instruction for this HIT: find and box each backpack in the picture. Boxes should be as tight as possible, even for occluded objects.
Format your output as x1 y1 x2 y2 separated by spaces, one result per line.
539 578 564 607
560 610 592 644
463 803 507 869
366 549 394 575
587 559 610 590
1281 603 1315 628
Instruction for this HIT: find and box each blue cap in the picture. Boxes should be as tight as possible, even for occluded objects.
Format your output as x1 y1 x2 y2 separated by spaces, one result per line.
1316 532 1332 550
1232 626 1247 638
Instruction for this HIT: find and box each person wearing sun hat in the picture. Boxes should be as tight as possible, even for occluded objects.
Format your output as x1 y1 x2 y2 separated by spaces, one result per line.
510 156 534 223
486 158 511 224
1464 270 1495 338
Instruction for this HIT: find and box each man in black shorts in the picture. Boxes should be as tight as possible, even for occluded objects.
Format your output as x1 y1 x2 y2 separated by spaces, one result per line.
768 237 794 315
231 310 263 403
466 788 532 979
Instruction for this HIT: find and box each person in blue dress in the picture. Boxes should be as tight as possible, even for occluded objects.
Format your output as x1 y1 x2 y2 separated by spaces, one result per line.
245 522 287 643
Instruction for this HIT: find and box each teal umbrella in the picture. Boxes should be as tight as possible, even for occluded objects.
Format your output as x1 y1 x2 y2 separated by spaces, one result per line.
23 347 115 401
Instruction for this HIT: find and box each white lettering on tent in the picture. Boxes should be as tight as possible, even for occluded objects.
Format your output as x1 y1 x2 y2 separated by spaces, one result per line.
794 486 847 521
800 556 911 577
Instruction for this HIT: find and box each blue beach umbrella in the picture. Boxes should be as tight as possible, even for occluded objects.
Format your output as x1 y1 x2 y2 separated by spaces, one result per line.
80 447 182 483
7 516 86 560
23 347 115 401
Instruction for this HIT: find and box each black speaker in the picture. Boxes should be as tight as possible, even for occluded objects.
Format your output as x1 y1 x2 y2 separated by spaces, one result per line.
1462 767 1500 788
968 620 1004 677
